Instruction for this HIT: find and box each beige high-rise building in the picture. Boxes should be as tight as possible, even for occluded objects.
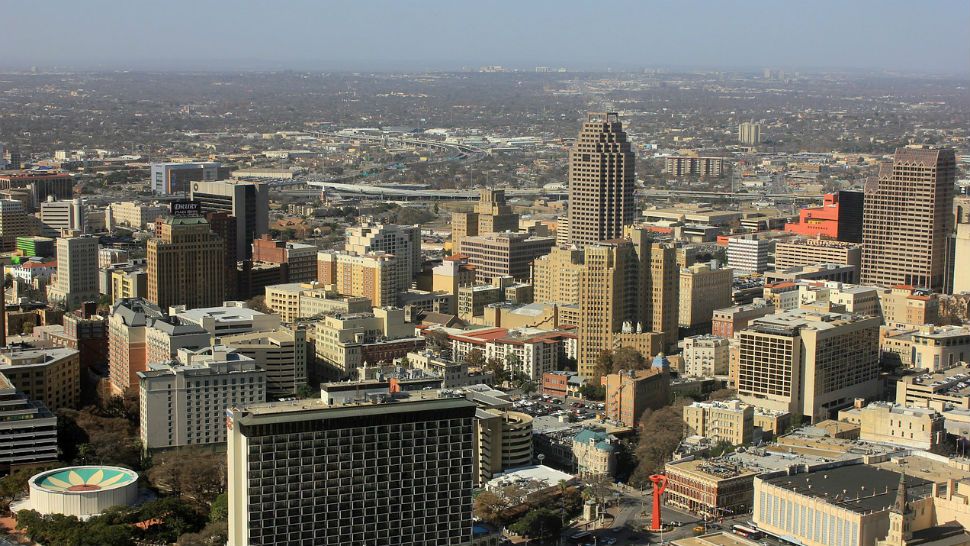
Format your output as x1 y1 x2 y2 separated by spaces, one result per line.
451 189 518 253
317 250 397 307
345 221 422 291
147 217 226 311
576 230 679 376
532 246 584 304
738 122 762 146
0 199 28 252
679 263 733 330
862 146 956 291
577 242 637 377
567 113 635 247
46 232 99 309
458 231 554 282
737 309 881 422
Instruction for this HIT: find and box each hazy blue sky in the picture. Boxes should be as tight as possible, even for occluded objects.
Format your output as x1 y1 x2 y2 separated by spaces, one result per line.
4 0 968 73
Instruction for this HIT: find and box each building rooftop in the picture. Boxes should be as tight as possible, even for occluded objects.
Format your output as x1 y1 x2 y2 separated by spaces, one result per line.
763 463 933 515
231 389 467 425
667 458 758 480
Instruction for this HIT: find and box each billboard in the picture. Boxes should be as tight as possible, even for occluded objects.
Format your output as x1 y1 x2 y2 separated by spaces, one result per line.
170 201 200 218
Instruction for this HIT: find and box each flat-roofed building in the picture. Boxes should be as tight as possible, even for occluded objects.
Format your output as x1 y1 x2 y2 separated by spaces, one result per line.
683 399 755 445
219 328 307 399
264 282 371 323
711 302 774 339
880 324 970 371
107 202 167 230
665 458 757 518
0 347 80 411
878 285 940 328
345 222 422 291
727 236 772 274
754 464 935 546
665 156 725 177
680 335 730 377
138 348 265 451
737 309 881 421
147 217 226 311
680 263 733 331
150 161 229 195
227 393 476 546
317 250 397 307
313 308 419 376
0 374 58 470
775 238 862 272
604 367 671 427
174 303 280 336
765 264 858 285
459 231 554 283
532 246 584 305
895 364 970 411
838 401 945 451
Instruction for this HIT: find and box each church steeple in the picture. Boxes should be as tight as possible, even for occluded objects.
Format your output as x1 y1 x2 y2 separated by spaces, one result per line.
893 471 910 515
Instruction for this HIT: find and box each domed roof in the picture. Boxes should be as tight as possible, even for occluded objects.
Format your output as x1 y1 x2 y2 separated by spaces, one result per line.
651 352 670 369
34 466 137 493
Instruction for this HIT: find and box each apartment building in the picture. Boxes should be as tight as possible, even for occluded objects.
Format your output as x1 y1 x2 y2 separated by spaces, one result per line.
317 250 397 307
680 335 730 377
138 348 265 451
683 399 755 445
665 155 725 177
679 263 733 331
345 221 422 290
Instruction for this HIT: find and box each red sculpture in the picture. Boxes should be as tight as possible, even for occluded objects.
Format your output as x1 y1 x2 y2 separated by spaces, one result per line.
648 474 668 531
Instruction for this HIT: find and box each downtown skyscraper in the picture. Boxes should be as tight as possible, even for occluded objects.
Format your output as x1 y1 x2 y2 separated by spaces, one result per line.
567 112 636 248
861 146 956 291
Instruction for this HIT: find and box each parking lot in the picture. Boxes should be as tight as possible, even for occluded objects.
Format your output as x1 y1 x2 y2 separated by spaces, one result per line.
511 393 606 422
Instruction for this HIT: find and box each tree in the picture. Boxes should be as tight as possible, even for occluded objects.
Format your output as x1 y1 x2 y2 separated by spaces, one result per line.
57 408 142 469
465 348 486 369
146 449 227 504
484 357 510 385
579 383 605 401
176 521 229 546
427 329 451 353
472 490 508 524
509 508 562 540
505 353 522 377
245 295 271 314
708 388 737 402
593 350 613 379
630 398 690 486
295 383 316 399
209 493 229 523
611 347 647 373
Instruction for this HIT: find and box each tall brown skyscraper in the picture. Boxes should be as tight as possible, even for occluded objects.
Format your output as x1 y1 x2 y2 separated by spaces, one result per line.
147 217 226 311
567 112 636 248
861 146 956 291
